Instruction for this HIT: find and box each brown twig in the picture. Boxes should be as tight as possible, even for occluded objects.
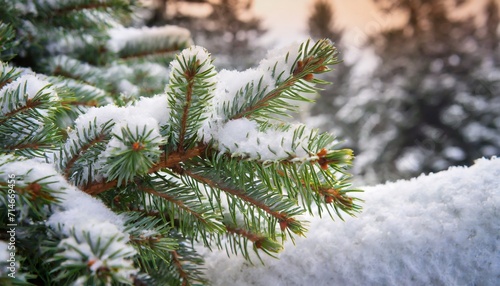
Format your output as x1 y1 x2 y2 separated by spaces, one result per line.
141 187 208 225
184 170 287 222
177 65 197 153
83 145 206 195
171 250 190 286
120 47 180 60
64 133 107 179
0 98 43 125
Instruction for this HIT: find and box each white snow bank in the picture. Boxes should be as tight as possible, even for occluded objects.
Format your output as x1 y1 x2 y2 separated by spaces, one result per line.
202 157 500 285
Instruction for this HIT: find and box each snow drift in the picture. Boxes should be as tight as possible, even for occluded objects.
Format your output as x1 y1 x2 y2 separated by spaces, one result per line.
202 157 499 285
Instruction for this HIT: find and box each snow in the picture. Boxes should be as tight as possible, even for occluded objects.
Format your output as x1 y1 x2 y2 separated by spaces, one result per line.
169 45 213 75
0 241 14 276
216 118 312 161
0 155 126 234
201 157 500 285
213 68 276 120
129 94 171 127
107 25 192 53
197 66 276 141
65 95 170 185
0 74 57 115
0 155 137 281
103 115 163 155
258 41 301 82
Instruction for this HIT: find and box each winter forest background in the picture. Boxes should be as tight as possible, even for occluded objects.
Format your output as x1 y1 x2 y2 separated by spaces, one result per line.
142 0 500 184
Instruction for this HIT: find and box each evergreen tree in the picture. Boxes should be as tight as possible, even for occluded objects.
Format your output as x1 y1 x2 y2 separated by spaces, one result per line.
141 0 266 69
313 0 500 182
308 0 351 120
0 0 361 285
308 0 342 43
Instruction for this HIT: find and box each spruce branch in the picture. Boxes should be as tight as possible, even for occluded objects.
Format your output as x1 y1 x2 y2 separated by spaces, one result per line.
102 123 164 186
171 250 190 286
167 46 217 152
230 39 339 120
60 119 114 181
84 145 206 195
183 167 306 237
49 1 129 16
31 0 132 31
0 18 362 284
109 25 192 66
224 223 283 259
141 185 223 237
0 23 17 61
119 47 180 61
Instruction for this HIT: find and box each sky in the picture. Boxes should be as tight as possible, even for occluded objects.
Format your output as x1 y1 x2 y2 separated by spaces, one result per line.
253 0 381 46
253 0 497 47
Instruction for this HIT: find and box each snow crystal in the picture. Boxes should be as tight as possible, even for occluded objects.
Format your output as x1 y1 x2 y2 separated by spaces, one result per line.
202 157 500 285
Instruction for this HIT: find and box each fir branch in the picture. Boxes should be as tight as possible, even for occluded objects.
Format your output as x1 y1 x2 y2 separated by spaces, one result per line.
149 145 206 174
84 145 206 195
53 65 93 86
52 2 120 16
63 132 107 179
0 63 20 89
225 225 265 245
230 39 338 120
120 47 180 61
184 169 289 224
0 97 44 125
0 78 12 90
167 46 217 152
231 79 295 120
4 142 53 152
224 224 283 256
178 69 195 153
0 23 17 61
141 187 210 227
171 250 190 286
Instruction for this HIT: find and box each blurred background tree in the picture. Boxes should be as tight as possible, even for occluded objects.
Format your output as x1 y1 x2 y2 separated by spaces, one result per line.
140 0 266 68
307 0 353 135
309 0 500 183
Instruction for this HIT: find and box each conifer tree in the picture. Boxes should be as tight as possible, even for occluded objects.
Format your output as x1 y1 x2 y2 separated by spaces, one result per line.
0 0 361 285
142 0 266 69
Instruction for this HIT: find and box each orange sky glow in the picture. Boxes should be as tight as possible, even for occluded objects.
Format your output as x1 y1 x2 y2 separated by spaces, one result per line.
253 0 499 47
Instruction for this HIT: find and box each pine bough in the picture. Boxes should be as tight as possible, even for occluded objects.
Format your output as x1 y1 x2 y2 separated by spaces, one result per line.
0 1 362 285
